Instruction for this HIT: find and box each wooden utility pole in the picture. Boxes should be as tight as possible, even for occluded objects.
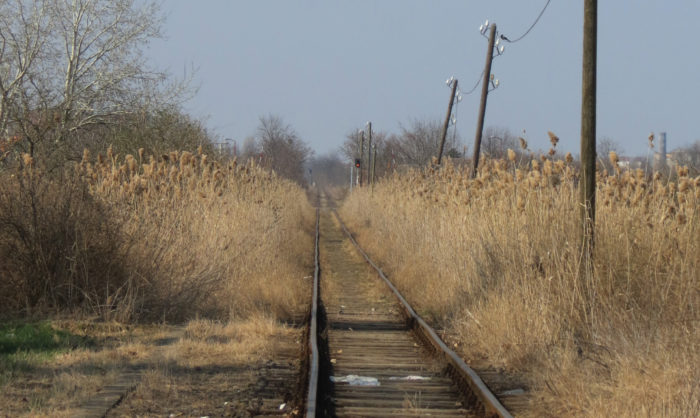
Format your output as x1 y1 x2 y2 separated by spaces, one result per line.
358 131 365 186
580 0 597 274
471 23 497 178
350 164 354 192
371 144 377 188
367 122 372 185
438 79 458 165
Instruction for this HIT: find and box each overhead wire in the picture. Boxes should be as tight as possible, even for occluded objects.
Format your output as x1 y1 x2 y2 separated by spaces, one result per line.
462 69 485 95
446 1 550 151
501 0 551 43
446 59 485 146
444 69 482 136
450 0 549 147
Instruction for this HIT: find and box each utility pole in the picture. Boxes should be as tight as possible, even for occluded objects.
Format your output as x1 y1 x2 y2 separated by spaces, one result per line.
580 0 597 275
350 163 354 192
471 23 497 178
438 79 458 166
358 131 365 187
367 122 373 186
371 144 377 188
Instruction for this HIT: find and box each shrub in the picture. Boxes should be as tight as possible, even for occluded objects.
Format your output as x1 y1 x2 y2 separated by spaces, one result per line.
0 158 128 317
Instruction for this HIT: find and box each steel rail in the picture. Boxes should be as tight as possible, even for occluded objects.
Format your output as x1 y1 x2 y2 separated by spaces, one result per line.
332 208 513 418
304 208 320 418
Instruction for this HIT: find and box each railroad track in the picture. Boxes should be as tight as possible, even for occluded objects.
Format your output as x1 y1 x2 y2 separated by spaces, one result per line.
305 194 513 417
74 193 516 417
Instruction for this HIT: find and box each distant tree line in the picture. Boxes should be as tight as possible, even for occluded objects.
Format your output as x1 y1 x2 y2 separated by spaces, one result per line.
233 115 313 186
671 141 700 175
337 118 463 180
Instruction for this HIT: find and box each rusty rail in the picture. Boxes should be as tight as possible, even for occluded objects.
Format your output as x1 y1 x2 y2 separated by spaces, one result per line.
304 208 320 418
332 208 513 418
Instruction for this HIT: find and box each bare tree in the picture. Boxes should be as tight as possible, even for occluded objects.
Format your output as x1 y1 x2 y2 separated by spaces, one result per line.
257 114 312 184
340 127 394 179
597 136 623 173
1 0 192 158
339 129 363 162
671 140 700 175
392 119 460 166
0 0 51 139
50 0 175 139
395 119 440 166
482 126 519 160
240 135 260 162
339 120 464 179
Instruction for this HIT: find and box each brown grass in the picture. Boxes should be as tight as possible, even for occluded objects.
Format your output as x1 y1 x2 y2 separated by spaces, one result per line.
0 148 313 322
340 157 699 417
0 321 177 417
111 315 301 416
174 316 297 366
0 316 299 416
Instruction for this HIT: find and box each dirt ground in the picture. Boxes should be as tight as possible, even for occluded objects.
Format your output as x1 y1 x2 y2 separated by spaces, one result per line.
107 318 304 417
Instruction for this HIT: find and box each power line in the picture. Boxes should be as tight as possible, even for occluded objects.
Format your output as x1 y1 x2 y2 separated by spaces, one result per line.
462 69 485 95
449 62 489 149
501 0 551 43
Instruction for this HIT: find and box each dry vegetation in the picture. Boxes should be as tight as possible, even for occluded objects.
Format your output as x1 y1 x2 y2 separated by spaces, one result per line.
109 316 302 417
0 147 313 322
0 147 312 415
0 320 178 416
341 155 699 416
0 317 300 417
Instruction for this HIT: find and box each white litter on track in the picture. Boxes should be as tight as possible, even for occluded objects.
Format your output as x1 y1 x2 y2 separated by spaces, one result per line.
330 375 380 386
388 375 432 381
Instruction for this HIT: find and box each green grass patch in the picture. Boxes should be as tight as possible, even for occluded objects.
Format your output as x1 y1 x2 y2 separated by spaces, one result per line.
0 321 94 387
0 321 91 357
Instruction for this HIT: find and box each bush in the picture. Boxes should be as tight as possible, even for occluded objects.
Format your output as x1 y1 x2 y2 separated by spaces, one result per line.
0 158 129 318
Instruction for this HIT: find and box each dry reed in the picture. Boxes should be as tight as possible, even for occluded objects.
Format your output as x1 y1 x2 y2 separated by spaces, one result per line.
78 149 314 322
0 148 312 322
340 157 699 417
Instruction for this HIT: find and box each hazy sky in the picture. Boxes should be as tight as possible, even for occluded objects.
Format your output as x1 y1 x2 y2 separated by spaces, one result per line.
148 1 700 157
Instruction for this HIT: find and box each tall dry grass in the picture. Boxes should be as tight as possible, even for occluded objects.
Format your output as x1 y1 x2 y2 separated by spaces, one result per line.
84 147 314 322
340 156 699 416
0 147 312 322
